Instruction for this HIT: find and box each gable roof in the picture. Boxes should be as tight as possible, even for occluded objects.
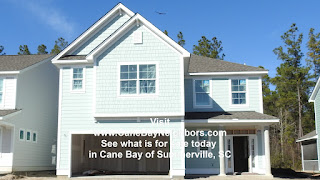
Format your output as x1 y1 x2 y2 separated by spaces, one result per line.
86 13 190 61
309 77 320 102
52 3 134 63
188 54 267 74
296 130 317 142
0 54 53 72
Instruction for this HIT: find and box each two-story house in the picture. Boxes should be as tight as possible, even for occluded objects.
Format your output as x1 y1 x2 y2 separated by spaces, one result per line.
52 3 279 178
0 55 58 173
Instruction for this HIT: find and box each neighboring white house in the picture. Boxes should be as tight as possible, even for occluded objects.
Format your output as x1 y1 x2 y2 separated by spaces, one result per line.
52 3 279 178
0 54 58 173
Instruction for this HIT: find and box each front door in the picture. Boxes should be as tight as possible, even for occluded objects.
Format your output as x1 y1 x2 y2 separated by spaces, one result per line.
233 136 249 173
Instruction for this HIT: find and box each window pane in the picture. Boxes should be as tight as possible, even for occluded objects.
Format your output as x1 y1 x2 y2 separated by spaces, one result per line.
232 93 238 98
73 80 83 89
239 85 246 91
120 81 136 94
120 65 128 72
233 99 239 104
0 79 3 91
27 132 31 140
139 72 148 79
139 65 148 71
239 79 246 85
196 93 210 105
20 130 24 139
239 93 246 99
140 80 155 94
33 133 37 142
232 86 238 91
120 73 128 79
195 80 202 92
128 72 137 79
129 65 137 72
240 99 246 104
232 80 239 85
0 92 2 104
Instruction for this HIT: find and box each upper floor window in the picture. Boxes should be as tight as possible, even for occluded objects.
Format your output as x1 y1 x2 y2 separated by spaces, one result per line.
72 68 84 90
231 79 246 105
120 64 156 95
0 79 3 104
194 80 211 107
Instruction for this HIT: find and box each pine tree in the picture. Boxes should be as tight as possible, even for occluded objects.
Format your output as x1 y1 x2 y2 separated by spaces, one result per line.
177 31 185 47
37 44 48 54
307 28 320 78
0 45 5 55
163 30 168 36
51 37 68 54
18 45 31 55
193 36 225 60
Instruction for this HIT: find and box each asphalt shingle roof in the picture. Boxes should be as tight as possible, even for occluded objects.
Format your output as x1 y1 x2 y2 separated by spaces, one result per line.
297 130 317 141
0 54 53 71
0 109 20 117
188 54 266 73
185 111 278 120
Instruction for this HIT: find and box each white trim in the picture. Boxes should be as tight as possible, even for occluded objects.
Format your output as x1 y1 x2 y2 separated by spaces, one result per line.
0 71 20 75
0 126 2 156
94 112 184 118
52 60 90 65
180 57 185 116
259 77 263 113
70 66 86 93
192 79 213 108
229 78 249 108
170 169 185 177
117 62 159 97
185 119 279 124
0 78 4 108
18 128 25 141
301 143 305 171
56 68 62 172
189 71 268 76
296 135 318 142
52 3 135 63
87 14 190 61
309 77 320 102
26 130 31 142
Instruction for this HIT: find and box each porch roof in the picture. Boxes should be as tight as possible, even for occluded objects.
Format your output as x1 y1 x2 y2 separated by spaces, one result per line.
296 130 317 142
185 111 278 120
0 109 21 120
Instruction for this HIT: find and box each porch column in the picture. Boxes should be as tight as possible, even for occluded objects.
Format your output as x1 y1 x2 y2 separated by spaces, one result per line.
219 130 226 176
264 126 272 176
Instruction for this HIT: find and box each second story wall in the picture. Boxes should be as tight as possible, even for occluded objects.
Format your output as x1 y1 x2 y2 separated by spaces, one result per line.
185 76 263 113
94 25 183 115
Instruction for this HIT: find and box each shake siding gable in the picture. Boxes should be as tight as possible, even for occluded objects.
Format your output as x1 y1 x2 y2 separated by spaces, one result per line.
72 14 131 55
95 25 182 114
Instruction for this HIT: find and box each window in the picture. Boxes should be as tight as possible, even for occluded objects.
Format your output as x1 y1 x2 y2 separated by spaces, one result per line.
0 79 3 104
32 132 37 143
251 138 255 168
26 131 31 141
19 129 25 140
120 64 156 95
72 68 84 90
194 80 211 106
231 79 246 104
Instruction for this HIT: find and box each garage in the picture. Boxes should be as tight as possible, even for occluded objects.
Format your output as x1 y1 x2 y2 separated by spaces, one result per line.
71 134 170 176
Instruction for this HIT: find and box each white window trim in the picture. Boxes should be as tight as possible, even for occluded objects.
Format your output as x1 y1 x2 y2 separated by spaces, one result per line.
19 128 25 141
196 129 211 152
26 130 32 142
0 78 5 108
0 126 2 155
193 79 213 108
32 131 38 143
70 67 86 93
229 78 249 108
117 62 159 97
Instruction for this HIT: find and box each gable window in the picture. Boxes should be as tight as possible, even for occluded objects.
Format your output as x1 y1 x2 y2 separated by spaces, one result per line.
72 68 84 90
231 79 247 105
120 64 156 95
0 79 3 104
194 80 211 107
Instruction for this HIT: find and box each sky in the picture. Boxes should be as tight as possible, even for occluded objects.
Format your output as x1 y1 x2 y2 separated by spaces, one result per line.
1 0 320 78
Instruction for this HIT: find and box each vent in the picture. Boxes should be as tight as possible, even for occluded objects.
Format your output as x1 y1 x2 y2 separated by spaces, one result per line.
133 31 143 44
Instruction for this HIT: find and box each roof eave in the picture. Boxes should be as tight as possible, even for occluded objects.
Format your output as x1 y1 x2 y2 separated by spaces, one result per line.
189 71 268 76
0 71 20 75
0 110 22 120
296 135 318 142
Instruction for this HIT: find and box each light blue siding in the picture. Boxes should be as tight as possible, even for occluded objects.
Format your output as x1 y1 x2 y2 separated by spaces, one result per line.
95 25 182 114
72 14 130 55
185 77 261 112
314 89 320 168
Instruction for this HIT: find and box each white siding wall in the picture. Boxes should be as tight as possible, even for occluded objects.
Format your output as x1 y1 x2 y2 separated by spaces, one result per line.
3 58 59 171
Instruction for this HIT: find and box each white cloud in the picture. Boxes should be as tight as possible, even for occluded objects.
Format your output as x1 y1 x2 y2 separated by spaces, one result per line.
14 0 75 38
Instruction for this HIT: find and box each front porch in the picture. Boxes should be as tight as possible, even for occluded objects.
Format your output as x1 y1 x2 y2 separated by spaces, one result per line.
184 111 279 176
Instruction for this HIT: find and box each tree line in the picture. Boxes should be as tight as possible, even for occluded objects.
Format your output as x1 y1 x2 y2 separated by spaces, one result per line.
0 37 68 55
